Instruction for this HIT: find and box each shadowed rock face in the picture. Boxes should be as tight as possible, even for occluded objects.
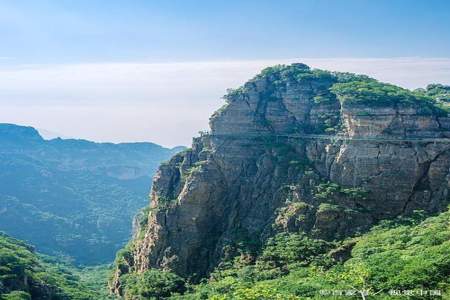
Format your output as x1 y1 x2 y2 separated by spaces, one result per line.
111 64 450 292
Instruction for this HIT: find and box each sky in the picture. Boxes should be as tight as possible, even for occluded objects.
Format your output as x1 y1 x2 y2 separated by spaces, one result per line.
0 0 450 147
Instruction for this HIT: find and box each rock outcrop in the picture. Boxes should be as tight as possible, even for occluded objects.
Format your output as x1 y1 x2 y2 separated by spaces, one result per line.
111 64 450 294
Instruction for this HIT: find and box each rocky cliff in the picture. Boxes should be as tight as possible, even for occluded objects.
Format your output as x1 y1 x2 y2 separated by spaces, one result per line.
111 64 450 294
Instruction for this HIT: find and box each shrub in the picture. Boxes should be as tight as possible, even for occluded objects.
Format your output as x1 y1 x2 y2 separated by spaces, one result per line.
314 182 368 200
258 233 333 269
1 291 32 300
331 80 445 116
122 269 186 299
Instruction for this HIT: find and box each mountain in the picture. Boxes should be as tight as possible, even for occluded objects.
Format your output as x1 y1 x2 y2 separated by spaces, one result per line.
0 124 184 265
0 232 99 300
110 64 450 299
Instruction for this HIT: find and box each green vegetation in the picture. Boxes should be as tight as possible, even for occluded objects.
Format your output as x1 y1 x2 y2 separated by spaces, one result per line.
223 64 336 104
120 270 186 299
333 72 375 84
111 65 450 299
223 64 449 118
0 233 110 300
137 206 151 231
252 64 335 90
317 202 343 213
174 209 450 299
422 84 450 102
111 227 189 299
183 161 206 178
314 182 368 201
276 201 309 223
313 94 336 105
0 123 184 265
224 87 247 100
230 64 449 116
74 265 116 299
260 141 311 173
113 242 135 274
416 84 450 113
222 64 450 138
5 66 450 300
331 80 447 115
315 111 342 134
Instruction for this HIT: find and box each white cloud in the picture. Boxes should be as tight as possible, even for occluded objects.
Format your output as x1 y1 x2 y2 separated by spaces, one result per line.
1 58 450 147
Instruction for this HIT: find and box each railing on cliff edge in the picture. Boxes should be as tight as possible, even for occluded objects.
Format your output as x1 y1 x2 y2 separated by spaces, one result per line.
205 132 450 143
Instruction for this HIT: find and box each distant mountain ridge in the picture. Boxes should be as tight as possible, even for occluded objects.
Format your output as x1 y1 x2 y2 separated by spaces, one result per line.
0 123 43 142
0 123 184 265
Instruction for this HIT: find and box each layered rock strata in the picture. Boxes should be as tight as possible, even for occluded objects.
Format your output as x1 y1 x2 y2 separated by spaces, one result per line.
111 64 450 294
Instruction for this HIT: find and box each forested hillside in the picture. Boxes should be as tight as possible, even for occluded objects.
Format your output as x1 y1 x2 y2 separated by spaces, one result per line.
0 232 98 299
0 124 183 265
173 208 450 299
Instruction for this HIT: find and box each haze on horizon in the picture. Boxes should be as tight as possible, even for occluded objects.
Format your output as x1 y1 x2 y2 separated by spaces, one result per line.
1 0 449 147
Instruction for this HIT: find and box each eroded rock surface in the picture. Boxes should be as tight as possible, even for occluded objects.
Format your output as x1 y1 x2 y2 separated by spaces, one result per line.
111 64 450 293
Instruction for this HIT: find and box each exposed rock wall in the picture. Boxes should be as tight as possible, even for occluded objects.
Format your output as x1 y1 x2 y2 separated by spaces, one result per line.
111 64 450 293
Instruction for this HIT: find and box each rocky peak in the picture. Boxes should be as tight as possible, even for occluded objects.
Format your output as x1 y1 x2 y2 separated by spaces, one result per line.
111 64 450 294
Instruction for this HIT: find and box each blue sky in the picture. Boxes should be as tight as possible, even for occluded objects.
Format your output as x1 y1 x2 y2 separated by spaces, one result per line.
1 0 450 63
0 1 450 146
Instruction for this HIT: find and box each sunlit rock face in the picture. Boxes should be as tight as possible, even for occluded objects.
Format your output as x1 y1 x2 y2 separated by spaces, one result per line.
111 64 450 293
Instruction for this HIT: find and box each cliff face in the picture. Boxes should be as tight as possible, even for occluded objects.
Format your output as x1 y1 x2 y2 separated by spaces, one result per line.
111 64 450 293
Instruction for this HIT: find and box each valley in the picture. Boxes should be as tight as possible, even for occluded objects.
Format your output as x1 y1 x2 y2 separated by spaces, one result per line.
0 124 183 265
1 64 450 299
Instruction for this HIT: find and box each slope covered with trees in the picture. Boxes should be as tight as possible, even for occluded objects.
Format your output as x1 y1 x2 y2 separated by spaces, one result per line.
0 233 98 299
112 208 450 299
0 124 183 265
176 209 450 299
